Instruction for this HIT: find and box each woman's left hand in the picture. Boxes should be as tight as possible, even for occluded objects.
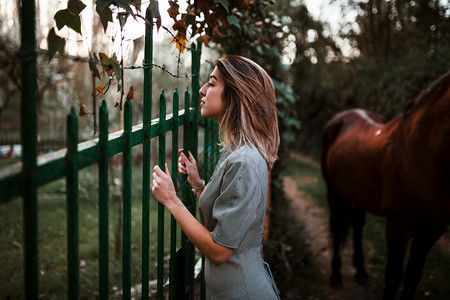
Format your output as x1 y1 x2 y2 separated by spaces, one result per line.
152 164 180 208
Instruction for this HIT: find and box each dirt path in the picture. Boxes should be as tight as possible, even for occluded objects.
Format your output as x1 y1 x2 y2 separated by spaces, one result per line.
283 171 450 299
283 177 377 300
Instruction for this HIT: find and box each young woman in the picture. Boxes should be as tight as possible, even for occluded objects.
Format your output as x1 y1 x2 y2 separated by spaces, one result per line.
152 55 280 299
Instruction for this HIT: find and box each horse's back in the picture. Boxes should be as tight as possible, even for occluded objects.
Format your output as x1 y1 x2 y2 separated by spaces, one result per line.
321 109 386 214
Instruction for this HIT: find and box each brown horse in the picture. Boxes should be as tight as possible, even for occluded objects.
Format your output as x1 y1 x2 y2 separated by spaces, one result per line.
321 71 450 300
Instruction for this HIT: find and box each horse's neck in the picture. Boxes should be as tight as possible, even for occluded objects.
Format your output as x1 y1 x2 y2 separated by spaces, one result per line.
409 73 450 129
397 86 450 156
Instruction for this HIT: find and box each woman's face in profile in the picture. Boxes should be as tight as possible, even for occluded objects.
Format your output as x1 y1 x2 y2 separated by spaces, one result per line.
199 66 227 122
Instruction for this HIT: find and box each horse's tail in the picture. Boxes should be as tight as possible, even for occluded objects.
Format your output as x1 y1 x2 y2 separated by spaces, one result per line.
321 115 351 246
320 115 343 183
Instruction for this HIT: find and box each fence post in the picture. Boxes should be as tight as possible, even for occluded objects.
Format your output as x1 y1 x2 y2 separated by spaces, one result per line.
18 0 38 298
191 42 202 159
122 99 132 299
66 108 79 299
157 91 166 300
142 4 154 299
184 41 203 298
178 88 191 298
169 89 179 300
98 101 109 300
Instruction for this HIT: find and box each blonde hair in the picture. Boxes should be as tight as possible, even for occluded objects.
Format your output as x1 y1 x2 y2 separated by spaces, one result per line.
215 55 280 168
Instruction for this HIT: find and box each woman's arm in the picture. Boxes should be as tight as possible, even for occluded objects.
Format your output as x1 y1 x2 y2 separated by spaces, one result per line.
152 164 233 266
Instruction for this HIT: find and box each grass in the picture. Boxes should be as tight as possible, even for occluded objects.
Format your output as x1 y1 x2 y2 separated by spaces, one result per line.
276 153 450 299
0 156 183 299
0 157 20 168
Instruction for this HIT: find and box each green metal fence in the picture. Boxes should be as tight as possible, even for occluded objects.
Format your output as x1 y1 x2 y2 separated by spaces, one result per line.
0 1 219 299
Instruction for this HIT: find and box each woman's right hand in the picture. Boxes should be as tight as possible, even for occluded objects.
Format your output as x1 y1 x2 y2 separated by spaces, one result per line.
178 149 202 189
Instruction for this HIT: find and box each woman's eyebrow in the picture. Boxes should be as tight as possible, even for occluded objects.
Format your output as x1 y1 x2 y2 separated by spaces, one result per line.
209 75 217 81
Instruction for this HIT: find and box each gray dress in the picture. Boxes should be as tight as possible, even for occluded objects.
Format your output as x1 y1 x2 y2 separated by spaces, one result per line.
199 145 280 299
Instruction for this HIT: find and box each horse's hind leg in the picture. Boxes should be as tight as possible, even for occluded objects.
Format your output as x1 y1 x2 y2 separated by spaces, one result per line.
400 226 445 300
350 207 369 285
328 191 351 287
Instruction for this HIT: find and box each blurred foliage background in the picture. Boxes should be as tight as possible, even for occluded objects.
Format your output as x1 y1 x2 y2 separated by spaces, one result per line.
1 0 449 157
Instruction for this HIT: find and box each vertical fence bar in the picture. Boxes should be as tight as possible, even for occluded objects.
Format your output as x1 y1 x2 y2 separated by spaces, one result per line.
122 99 132 299
191 42 202 159
19 0 38 298
181 88 191 245
186 42 202 295
157 91 166 300
142 5 153 299
98 101 109 299
169 89 179 300
66 108 79 299
178 88 191 296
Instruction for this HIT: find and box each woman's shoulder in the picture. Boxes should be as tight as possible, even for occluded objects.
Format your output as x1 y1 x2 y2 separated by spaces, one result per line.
226 145 267 172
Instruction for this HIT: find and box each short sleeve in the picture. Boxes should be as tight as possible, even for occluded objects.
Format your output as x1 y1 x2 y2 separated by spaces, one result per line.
210 157 262 249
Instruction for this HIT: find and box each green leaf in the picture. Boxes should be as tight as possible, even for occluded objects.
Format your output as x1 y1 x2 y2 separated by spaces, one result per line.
68 0 86 15
47 27 66 62
89 58 101 79
132 0 142 12
255 45 263 54
117 12 128 30
95 5 113 32
226 15 241 29
214 0 229 13
54 9 82 34
96 0 113 11
111 53 122 83
112 0 134 15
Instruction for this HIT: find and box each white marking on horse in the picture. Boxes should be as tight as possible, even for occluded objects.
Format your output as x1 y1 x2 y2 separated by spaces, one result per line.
353 109 380 126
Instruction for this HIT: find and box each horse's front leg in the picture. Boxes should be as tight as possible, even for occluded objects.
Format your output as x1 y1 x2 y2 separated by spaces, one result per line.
351 207 369 285
400 226 445 300
382 219 410 300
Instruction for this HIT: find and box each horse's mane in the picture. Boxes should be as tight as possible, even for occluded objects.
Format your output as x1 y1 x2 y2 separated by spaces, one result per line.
403 71 450 117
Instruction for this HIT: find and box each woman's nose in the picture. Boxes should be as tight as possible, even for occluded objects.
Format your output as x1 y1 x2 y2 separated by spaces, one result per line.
199 83 207 96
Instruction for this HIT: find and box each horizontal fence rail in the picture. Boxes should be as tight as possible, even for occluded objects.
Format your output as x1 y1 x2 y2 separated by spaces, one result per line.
0 106 197 204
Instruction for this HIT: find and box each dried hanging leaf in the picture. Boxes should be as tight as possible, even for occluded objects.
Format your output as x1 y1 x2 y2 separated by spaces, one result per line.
96 83 106 94
167 1 179 19
127 85 134 100
196 35 210 47
171 35 186 53
79 100 90 116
